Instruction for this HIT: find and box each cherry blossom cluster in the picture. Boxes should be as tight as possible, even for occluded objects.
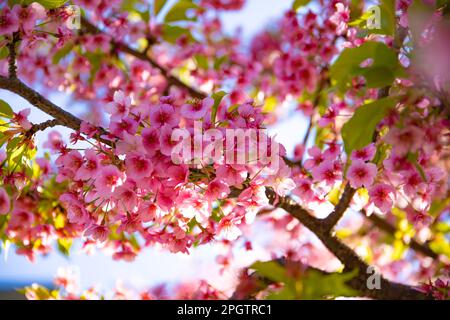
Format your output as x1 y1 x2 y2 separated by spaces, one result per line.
23 266 225 300
0 0 448 300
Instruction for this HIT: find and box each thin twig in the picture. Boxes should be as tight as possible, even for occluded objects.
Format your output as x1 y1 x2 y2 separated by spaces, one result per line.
26 119 59 136
80 17 207 99
323 183 356 232
363 210 438 259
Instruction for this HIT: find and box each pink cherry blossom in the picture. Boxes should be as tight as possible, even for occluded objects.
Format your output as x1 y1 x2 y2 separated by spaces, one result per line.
85 224 110 243
217 215 242 241
205 178 230 201
94 165 123 197
385 125 424 156
369 183 396 214
138 203 160 223
141 127 160 156
0 187 10 215
311 160 342 187
109 117 138 137
0 7 19 36
125 153 152 181
83 34 111 52
75 149 100 180
67 201 90 225
215 164 247 186
149 104 179 128
159 124 179 156
180 97 214 120
347 159 377 188
329 2 349 35
351 144 376 162
43 130 65 152
9 209 34 229
13 3 45 34
304 146 324 170
266 164 296 196
105 90 131 121
13 108 32 131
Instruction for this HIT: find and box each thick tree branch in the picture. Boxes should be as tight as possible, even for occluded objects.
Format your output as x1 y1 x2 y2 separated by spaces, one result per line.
80 17 207 99
363 211 438 259
0 76 81 131
264 188 430 300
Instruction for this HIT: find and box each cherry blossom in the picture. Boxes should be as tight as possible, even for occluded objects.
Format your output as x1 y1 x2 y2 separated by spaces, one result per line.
347 159 377 189
369 183 396 214
0 6 19 36
181 97 214 120
0 0 447 301
0 187 10 214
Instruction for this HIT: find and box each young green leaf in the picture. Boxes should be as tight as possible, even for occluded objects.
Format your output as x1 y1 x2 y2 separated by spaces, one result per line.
342 97 396 154
164 0 198 23
349 0 395 36
330 41 402 93
52 42 75 65
162 24 194 44
250 260 291 284
292 0 311 11
154 0 168 16
37 0 68 9
0 99 13 118
210 91 227 124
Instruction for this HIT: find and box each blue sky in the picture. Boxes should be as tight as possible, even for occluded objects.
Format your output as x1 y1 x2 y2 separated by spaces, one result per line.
0 0 311 293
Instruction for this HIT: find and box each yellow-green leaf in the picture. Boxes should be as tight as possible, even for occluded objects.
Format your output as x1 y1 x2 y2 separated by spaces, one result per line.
342 97 396 154
0 99 13 118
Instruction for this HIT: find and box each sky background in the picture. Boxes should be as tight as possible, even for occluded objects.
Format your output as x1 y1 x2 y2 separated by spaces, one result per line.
0 0 312 294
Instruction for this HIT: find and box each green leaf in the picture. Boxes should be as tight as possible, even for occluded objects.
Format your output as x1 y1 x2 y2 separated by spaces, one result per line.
292 0 311 11
374 0 395 36
57 238 72 256
37 0 68 9
213 55 228 70
302 269 358 299
0 46 8 60
83 52 102 84
210 91 227 124
250 261 290 284
342 97 396 154
164 0 198 23
52 42 75 64
194 54 209 70
430 235 450 258
349 0 395 36
139 9 150 23
161 24 193 44
330 41 402 93
154 0 168 16
406 152 427 181
262 96 277 112
266 286 296 300
0 99 13 118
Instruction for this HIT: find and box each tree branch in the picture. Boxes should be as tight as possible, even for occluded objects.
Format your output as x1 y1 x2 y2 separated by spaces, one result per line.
363 211 438 259
323 183 356 232
7 32 20 79
0 76 81 131
26 119 59 136
264 188 430 300
80 17 207 99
